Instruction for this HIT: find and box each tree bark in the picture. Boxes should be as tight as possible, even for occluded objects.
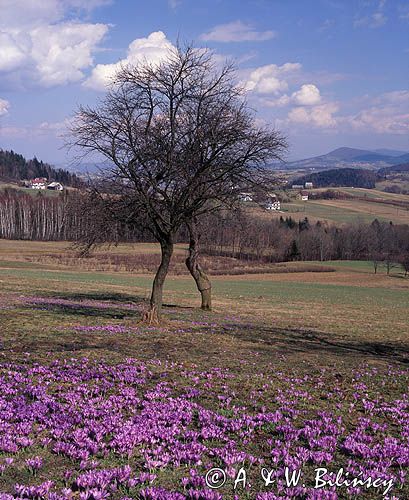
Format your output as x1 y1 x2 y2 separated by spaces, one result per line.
185 220 212 310
143 236 174 324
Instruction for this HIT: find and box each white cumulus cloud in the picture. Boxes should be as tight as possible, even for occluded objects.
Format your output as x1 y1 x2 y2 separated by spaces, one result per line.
287 102 339 128
244 63 301 95
291 84 321 106
200 21 275 43
0 0 110 88
0 0 111 28
262 83 322 108
0 33 28 72
84 31 175 91
30 22 109 86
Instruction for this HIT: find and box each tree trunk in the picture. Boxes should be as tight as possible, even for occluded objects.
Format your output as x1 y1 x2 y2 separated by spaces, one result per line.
186 220 212 311
143 236 173 324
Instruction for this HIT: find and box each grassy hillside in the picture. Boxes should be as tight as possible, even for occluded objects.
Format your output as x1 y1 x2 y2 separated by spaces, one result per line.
252 186 409 224
1 240 408 341
0 181 64 197
267 199 409 224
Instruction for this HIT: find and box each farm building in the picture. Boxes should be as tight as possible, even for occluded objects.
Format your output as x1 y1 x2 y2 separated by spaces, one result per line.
304 182 313 189
264 200 281 210
239 192 253 202
47 182 64 191
30 178 48 189
291 184 304 189
297 190 309 201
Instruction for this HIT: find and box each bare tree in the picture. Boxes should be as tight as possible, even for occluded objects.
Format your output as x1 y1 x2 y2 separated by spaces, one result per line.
68 45 287 323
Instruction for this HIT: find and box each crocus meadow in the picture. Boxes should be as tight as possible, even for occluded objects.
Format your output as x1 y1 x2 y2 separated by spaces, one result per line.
0 356 407 499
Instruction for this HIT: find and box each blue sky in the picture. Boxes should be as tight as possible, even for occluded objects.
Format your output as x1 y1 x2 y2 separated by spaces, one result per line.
0 0 408 165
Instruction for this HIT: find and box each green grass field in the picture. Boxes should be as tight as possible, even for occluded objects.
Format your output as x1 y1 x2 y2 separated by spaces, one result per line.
1 241 408 354
279 198 409 224
255 186 409 224
0 181 62 197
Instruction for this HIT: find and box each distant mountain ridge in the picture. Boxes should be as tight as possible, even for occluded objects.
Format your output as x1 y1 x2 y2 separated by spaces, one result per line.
279 147 409 171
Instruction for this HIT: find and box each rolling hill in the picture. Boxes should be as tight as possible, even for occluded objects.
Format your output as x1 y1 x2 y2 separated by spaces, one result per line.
292 167 379 188
0 149 82 187
277 147 409 171
378 163 409 175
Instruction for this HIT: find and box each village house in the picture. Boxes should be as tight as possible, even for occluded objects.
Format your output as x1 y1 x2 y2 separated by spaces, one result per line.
238 192 253 202
264 199 281 210
30 178 48 189
262 193 281 210
47 182 64 191
304 182 313 189
297 190 309 201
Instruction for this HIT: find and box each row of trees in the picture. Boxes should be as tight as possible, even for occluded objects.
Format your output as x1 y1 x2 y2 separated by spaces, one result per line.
199 212 409 273
0 190 147 242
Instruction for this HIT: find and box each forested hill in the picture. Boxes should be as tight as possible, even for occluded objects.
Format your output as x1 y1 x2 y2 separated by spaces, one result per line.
378 163 409 175
0 149 82 187
292 168 379 188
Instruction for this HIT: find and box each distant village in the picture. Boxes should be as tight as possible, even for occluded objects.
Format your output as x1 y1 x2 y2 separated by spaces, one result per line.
239 181 313 211
21 176 313 210
23 178 64 191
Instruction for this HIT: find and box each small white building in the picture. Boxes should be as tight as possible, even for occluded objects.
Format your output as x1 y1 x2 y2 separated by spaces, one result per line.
47 182 64 191
291 184 304 190
298 190 309 201
265 200 281 210
239 192 253 202
305 182 313 189
30 178 47 190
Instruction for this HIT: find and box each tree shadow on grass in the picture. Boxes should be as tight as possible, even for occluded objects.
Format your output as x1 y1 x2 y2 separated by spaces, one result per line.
25 302 139 319
15 289 409 365
23 290 146 319
214 322 409 365
40 290 146 305
37 291 195 308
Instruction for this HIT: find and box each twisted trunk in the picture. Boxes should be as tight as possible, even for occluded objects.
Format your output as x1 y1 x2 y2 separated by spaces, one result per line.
185 219 212 310
143 236 174 324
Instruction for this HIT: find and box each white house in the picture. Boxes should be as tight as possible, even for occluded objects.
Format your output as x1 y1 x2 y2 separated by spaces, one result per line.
265 200 281 210
298 190 309 201
239 192 253 202
47 182 64 191
30 178 47 190
304 182 313 189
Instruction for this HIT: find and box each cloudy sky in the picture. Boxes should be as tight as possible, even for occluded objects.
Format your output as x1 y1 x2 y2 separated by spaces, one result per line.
0 0 408 165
